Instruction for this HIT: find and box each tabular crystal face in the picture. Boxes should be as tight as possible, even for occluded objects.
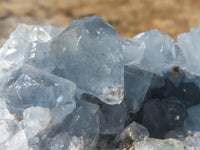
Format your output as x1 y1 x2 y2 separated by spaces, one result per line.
65 100 100 149
178 26 200 76
124 65 153 113
0 24 63 72
125 29 183 75
80 93 127 135
0 65 76 122
0 59 18 80
120 36 144 64
51 15 124 105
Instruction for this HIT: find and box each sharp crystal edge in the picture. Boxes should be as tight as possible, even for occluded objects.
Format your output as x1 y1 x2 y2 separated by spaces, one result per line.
0 15 200 149
51 15 124 105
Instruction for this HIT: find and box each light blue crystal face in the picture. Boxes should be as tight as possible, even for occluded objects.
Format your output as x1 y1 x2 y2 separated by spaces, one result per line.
0 59 18 80
65 100 100 149
126 29 183 75
80 93 127 135
0 24 63 72
0 119 22 149
0 65 76 119
120 36 144 64
178 26 200 76
124 65 153 113
51 15 124 105
100 102 127 135
122 30 185 114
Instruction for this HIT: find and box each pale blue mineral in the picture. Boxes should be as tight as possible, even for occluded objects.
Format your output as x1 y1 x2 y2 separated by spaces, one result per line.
0 24 63 72
80 93 127 135
126 29 183 75
178 26 200 76
123 29 184 113
65 100 100 149
1 15 200 150
120 36 144 64
51 15 124 105
124 65 153 113
0 59 18 80
0 65 76 121
100 102 127 135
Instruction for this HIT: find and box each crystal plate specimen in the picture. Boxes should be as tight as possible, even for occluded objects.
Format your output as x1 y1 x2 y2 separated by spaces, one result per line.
1 15 200 149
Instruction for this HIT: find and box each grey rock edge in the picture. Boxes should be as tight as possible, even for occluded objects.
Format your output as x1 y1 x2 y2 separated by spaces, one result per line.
0 15 200 149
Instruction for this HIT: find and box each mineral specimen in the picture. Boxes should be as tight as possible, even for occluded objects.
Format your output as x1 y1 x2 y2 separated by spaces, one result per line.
1 15 200 150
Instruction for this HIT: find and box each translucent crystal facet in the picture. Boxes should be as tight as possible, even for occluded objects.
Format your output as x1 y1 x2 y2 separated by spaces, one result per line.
126 29 183 75
178 26 200 76
0 65 76 119
51 15 124 105
0 24 63 72
65 100 100 149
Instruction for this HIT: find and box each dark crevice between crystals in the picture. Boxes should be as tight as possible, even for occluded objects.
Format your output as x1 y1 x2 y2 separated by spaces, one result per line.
126 67 200 139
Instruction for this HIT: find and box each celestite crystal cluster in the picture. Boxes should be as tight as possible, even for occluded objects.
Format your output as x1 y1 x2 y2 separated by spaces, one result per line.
0 15 200 149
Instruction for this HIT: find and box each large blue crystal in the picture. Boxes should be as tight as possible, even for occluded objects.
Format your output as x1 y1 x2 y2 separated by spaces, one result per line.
51 15 124 105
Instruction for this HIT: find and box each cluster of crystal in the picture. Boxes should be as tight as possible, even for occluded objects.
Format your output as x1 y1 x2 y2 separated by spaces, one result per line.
1 15 200 150
123 29 185 113
0 24 63 73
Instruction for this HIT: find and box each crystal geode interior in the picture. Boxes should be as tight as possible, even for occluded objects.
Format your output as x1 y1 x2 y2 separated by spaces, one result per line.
0 15 200 149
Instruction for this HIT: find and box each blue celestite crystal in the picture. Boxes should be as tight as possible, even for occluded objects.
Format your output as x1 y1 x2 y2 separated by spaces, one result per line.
1 15 200 150
178 26 200 76
0 65 76 119
125 29 183 75
65 100 100 149
0 24 63 72
51 15 124 105
122 29 184 113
